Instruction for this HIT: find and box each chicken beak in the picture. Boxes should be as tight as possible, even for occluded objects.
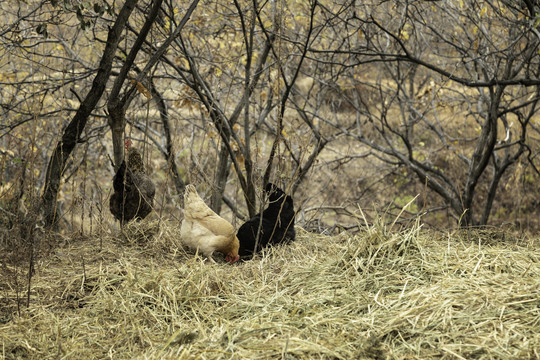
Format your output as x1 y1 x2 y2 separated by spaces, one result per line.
226 254 240 264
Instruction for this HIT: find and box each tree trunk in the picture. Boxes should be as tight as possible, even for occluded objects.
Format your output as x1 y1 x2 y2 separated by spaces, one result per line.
150 80 186 197
108 106 127 169
461 87 502 226
41 0 139 229
108 0 164 168
211 141 231 213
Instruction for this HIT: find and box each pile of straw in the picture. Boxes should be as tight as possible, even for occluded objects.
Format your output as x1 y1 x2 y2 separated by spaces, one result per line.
1 218 539 359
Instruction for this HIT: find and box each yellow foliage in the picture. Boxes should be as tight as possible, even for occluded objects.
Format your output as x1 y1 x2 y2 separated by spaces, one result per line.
400 30 409 41
0 147 15 157
272 78 285 97
230 140 240 152
206 130 218 139
175 56 189 69
479 6 487 17
130 79 152 100
0 182 14 197
236 152 245 170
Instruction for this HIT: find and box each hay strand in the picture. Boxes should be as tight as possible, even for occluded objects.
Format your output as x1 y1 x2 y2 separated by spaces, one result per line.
1 218 539 359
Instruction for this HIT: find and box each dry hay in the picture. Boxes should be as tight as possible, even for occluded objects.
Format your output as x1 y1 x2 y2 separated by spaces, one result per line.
0 217 539 359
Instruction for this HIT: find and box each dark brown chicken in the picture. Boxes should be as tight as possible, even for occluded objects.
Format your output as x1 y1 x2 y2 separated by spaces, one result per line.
109 141 156 225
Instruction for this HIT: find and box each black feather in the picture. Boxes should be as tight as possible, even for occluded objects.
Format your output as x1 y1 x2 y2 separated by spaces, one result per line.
237 183 296 259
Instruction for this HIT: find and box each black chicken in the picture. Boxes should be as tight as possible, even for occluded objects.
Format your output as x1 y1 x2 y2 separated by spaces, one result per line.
237 183 296 259
109 143 156 225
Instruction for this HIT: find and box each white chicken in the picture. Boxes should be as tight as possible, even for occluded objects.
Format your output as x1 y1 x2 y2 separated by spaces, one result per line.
180 184 240 264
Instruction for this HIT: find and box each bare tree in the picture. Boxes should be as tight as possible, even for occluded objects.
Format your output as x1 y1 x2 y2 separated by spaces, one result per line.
41 0 140 228
2 0 538 233
107 0 199 169
151 0 324 217
299 0 540 226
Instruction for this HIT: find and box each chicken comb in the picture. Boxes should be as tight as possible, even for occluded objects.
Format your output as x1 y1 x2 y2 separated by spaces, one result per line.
125 139 132 150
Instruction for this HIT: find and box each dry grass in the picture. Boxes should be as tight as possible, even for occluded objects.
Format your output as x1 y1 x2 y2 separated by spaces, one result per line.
1 216 539 359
